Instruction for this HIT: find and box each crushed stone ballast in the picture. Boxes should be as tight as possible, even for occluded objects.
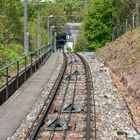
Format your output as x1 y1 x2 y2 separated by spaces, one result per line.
10 53 96 140
84 54 140 140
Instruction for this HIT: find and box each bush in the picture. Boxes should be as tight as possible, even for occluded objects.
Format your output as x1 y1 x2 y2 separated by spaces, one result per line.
0 43 24 68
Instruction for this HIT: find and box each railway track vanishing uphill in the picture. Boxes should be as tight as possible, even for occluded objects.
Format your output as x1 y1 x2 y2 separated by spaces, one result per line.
25 53 96 140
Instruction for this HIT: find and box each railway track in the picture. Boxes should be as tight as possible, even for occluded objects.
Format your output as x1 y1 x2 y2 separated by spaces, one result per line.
25 53 96 140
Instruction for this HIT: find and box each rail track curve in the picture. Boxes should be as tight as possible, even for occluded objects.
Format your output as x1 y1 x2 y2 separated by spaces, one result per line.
24 53 96 140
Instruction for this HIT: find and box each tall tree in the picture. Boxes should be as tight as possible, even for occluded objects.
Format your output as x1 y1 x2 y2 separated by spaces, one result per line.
84 0 114 50
114 0 136 25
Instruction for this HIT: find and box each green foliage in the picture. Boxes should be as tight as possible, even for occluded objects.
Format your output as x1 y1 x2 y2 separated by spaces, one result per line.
1 0 24 44
0 0 68 67
83 0 114 50
0 43 24 68
46 3 67 32
128 57 136 64
66 47 72 52
74 29 88 52
0 0 138 56
71 0 140 52
114 0 136 25
55 0 86 22
0 0 24 68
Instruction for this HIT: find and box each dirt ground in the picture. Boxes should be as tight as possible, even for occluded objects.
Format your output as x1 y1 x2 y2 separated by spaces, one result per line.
93 27 140 132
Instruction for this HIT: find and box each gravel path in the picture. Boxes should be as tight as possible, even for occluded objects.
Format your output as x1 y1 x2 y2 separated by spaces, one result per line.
84 54 140 140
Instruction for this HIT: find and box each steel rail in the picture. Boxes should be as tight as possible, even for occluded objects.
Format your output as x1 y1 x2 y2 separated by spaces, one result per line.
28 53 67 140
49 54 75 140
62 55 78 140
26 53 96 140
76 53 97 140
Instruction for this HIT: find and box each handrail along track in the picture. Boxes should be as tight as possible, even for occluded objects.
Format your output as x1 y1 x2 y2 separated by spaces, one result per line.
0 47 51 105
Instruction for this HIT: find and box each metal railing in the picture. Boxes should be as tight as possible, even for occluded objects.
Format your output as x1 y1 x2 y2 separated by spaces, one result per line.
112 11 140 40
0 46 51 105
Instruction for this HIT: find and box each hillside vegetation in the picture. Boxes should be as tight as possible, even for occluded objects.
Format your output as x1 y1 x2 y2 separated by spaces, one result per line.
94 26 140 132
0 0 65 67
0 0 84 68
75 0 139 51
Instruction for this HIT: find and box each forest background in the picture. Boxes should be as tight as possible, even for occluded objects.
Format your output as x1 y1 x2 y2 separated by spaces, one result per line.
0 0 139 67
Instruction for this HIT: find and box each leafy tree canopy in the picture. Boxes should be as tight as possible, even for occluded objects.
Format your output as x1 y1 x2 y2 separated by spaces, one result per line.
83 0 114 50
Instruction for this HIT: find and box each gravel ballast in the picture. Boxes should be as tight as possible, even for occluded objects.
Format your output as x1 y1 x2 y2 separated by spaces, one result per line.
84 54 140 140
7 52 140 140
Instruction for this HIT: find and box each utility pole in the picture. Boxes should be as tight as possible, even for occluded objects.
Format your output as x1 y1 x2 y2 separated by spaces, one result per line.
136 0 139 27
47 17 50 46
132 13 135 29
47 15 53 47
24 0 29 53
38 0 41 49
50 26 55 52
54 32 57 52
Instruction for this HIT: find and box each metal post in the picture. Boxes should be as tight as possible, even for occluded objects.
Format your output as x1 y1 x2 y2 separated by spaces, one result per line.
40 48 42 65
72 37 74 51
30 54 33 75
126 19 128 32
24 0 29 53
38 49 41 67
122 23 124 34
6 65 9 100
112 27 116 41
132 13 135 30
50 26 55 52
37 0 41 49
17 61 19 89
47 17 50 46
50 26 52 51
54 32 57 52
136 0 139 27
24 56 27 81
47 15 53 50
35 51 37 71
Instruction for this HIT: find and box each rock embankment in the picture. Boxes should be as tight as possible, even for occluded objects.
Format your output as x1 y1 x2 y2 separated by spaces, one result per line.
85 55 139 140
93 27 140 132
